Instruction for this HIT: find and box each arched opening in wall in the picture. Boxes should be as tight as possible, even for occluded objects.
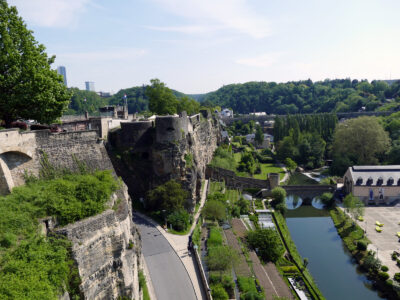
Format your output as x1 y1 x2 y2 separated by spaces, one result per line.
0 151 32 194
0 151 32 170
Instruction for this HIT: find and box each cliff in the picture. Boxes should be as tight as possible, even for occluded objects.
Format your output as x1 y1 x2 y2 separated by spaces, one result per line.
55 185 141 300
109 111 220 209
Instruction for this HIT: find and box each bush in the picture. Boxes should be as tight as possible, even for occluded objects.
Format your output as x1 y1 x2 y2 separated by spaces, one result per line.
394 273 400 282
271 187 286 207
381 265 389 272
247 228 285 262
207 246 238 271
208 227 223 248
211 284 229 300
392 252 398 260
167 209 190 232
203 200 226 221
357 241 368 251
362 255 381 272
237 276 258 293
378 272 390 280
241 291 264 300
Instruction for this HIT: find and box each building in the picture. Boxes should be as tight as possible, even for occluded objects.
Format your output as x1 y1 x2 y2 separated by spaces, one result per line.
245 133 272 148
85 81 95 92
56 66 67 86
343 165 400 205
219 108 233 118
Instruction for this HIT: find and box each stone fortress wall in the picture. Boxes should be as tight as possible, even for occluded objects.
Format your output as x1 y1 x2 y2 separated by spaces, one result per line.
0 128 141 300
109 110 220 209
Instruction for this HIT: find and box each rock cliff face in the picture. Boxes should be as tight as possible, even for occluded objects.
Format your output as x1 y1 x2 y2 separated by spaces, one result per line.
109 111 220 209
56 185 141 300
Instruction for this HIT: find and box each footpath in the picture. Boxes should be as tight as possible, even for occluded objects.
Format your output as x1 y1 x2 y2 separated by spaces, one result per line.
136 180 209 300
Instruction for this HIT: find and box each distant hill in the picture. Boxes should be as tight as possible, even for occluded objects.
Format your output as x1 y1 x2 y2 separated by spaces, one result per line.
65 79 400 115
199 79 400 114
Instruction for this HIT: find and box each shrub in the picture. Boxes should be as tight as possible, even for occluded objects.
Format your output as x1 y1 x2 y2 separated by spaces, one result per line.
392 252 398 260
378 272 390 280
381 265 389 272
207 246 238 271
394 273 400 283
247 228 285 262
362 255 381 272
211 284 229 300
167 209 190 232
386 279 393 287
203 200 226 221
397 259 400 267
357 241 368 251
241 291 264 300
237 276 258 293
271 187 286 207
208 227 223 248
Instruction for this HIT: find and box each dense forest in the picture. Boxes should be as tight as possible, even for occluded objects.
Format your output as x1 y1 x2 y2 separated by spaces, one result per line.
64 79 400 116
274 114 338 169
201 79 400 114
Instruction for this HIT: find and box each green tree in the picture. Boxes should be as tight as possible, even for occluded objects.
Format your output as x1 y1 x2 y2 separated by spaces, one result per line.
271 187 286 207
166 209 190 231
284 158 297 172
177 95 200 115
206 246 238 271
0 1 71 127
343 193 365 220
247 228 284 262
146 78 177 115
147 180 188 212
333 116 390 166
203 200 226 221
255 125 264 145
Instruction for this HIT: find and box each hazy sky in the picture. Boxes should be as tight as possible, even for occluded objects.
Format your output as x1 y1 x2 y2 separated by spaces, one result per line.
8 0 400 94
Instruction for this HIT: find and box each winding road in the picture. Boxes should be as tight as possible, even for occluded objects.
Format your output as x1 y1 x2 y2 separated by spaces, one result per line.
134 212 197 300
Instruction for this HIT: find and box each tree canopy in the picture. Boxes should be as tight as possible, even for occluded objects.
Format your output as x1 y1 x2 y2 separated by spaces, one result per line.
331 116 390 174
146 179 189 212
200 79 400 114
247 228 285 262
0 1 70 126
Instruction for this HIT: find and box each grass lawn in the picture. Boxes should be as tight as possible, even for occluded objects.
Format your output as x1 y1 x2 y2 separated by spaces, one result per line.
253 163 285 180
285 172 318 185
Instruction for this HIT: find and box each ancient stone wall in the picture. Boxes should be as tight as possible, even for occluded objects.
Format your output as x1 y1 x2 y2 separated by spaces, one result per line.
206 166 270 190
55 185 141 300
109 112 220 209
0 128 141 299
0 129 115 194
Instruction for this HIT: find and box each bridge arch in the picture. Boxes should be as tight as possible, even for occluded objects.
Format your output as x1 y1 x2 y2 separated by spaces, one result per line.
0 150 34 195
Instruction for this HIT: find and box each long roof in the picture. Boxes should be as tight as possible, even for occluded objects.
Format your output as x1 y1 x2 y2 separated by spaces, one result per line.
346 165 400 186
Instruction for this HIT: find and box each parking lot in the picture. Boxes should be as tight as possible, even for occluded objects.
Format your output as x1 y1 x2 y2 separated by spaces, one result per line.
356 207 400 277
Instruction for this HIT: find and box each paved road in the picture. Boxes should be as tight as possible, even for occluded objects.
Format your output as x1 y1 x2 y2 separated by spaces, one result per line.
134 212 197 300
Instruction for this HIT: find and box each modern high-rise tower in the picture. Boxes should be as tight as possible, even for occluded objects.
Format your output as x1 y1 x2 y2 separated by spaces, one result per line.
85 81 95 92
56 66 67 86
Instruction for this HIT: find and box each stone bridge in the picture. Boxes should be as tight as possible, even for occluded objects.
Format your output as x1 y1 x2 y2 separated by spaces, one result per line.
0 128 112 195
282 185 336 204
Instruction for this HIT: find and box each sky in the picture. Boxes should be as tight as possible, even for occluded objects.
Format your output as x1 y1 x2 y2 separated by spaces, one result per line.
8 0 400 94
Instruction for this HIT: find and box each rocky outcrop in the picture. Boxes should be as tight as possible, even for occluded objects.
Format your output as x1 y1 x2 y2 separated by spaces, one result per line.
56 185 141 300
109 111 220 209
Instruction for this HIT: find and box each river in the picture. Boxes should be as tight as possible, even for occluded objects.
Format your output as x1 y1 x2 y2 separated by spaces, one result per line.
285 197 385 300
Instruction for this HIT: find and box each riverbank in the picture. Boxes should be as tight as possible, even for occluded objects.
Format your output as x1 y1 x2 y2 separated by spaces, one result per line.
273 211 326 300
330 207 400 300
